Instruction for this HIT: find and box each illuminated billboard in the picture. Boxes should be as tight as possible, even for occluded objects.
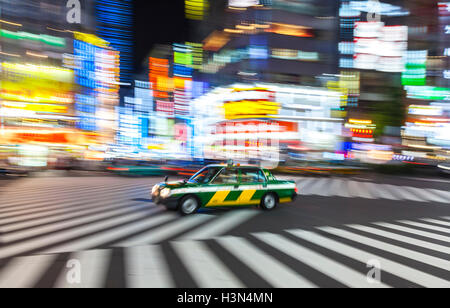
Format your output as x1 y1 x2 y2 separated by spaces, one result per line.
229 0 259 7
0 63 74 105
354 22 408 72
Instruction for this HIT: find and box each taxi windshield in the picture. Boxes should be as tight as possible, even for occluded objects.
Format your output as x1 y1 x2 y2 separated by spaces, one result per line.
188 167 222 184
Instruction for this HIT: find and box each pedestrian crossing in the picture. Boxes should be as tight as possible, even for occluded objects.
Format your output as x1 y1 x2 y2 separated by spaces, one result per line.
0 176 448 260
296 178 449 204
0 177 262 258
0 216 448 288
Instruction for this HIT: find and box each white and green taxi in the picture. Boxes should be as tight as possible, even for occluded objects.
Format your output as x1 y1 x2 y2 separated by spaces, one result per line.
152 164 298 215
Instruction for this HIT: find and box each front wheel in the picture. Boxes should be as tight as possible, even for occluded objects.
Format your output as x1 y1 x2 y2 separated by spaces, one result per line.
179 196 200 215
261 193 277 211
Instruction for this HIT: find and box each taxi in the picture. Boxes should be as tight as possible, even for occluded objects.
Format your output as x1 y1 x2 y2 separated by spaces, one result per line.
151 163 298 215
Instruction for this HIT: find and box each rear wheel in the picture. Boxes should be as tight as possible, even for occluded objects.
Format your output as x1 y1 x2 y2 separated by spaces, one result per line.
179 196 200 215
261 193 277 211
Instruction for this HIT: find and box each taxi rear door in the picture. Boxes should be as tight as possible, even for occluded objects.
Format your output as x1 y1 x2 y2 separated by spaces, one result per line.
237 168 268 206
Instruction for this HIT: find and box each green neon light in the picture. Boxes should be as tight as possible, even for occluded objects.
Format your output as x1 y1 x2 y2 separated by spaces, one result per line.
0 29 66 47
406 86 450 100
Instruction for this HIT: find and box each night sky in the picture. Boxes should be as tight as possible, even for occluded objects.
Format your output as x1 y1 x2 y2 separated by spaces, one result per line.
133 0 189 73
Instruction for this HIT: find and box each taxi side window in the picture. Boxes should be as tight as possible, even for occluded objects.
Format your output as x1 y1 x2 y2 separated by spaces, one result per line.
240 169 266 184
213 168 239 184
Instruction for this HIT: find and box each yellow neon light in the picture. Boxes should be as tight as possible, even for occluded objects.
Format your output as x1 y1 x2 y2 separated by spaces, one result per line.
1 102 68 114
349 119 373 125
0 19 22 27
26 51 49 58
74 32 110 48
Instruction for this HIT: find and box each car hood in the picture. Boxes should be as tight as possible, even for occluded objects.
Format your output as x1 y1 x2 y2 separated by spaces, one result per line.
157 181 198 189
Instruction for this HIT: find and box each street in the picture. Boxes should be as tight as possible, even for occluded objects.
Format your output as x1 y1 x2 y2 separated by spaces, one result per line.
0 175 449 288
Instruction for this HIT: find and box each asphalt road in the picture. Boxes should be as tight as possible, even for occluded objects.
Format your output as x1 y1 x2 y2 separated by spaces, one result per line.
0 174 449 288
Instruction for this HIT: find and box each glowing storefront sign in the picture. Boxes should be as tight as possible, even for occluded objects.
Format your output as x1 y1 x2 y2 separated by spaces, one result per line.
223 100 280 120
229 0 259 8
409 105 443 116
439 2 450 16
265 23 313 38
354 23 408 72
1 102 68 114
405 86 450 100
0 63 74 104
186 0 209 20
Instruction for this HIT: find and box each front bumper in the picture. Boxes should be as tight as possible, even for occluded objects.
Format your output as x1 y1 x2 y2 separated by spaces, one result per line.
152 193 179 210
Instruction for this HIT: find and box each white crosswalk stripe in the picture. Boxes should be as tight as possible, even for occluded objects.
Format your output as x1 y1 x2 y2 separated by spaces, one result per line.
0 185 149 208
381 185 426 202
116 215 215 247
429 189 450 201
338 179 355 198
125 245 174 288
297 178 449 203
216 236 317 288
0 202 140 233
304 178 331 196
54 250 111 288
366 183 402 201
40 212 176 255
0 188 148 222
347 224 450 254
420 218 450 227
398 220 450 234
297 178 316 193
347 181 376 199
0 207 163 259
0 216 448 288
318 227 450 271
171 241 244 288
1 205 159 243
404 187 449 204
287 229 450 288
374 222 450 243
252 232 390 288
178 210 259 241
0 254 57 288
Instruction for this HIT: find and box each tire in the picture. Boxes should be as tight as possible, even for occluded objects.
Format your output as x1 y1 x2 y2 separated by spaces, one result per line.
179 195 200 215
261 193 278 211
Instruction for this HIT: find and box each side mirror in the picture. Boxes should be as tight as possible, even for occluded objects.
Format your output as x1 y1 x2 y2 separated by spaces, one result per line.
164 176 169 183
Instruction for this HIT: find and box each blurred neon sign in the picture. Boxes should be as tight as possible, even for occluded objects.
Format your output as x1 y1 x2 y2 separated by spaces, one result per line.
186 0 209 20
265 23 314 38
0 29 66 47
74 32 110 48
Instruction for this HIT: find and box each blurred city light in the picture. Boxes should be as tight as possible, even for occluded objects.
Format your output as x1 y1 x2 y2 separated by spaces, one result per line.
0 0 449 175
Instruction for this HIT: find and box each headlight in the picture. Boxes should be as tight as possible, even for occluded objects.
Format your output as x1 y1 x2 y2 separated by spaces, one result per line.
160 188 171 198
152 185 159 194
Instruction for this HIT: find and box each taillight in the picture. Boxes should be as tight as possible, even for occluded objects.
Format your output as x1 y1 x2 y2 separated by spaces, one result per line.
295 187 298 194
